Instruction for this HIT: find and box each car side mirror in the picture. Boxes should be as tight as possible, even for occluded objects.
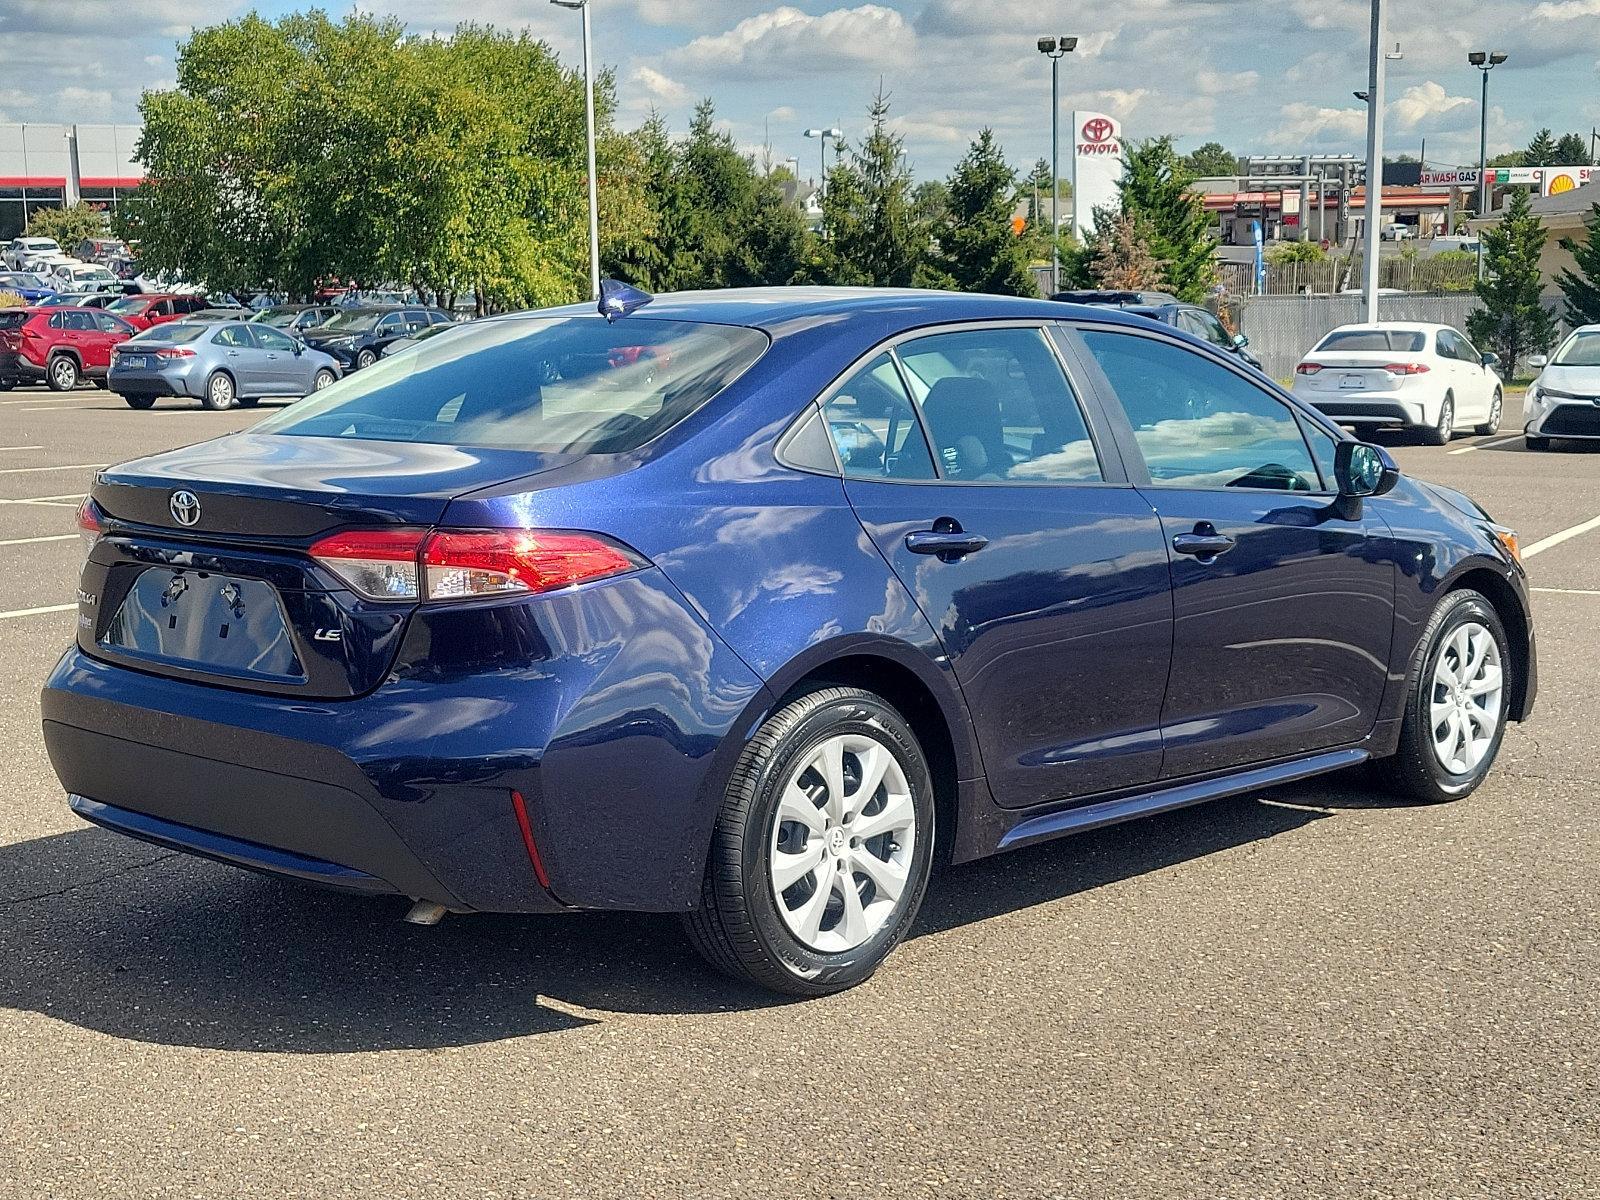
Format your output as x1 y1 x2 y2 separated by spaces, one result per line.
1335 441 1399 499
293 341 304 355
1481 351 1501 369
1526 354 1548 370
1232 333 1249 347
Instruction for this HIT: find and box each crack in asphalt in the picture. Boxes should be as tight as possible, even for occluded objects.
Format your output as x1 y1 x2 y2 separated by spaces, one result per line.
0 851 180 908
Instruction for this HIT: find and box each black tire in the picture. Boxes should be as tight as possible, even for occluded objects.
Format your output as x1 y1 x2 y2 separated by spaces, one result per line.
682 687 936 996
0 378 12 391
1474 388 1503 436
201 370 235 411
237 394 261 408
122 393 156 410
46 354 79 392
313 369 336 392
355 348 377 370
1420 393 1453 446
1525 434 1551 452
1372 589 1511 804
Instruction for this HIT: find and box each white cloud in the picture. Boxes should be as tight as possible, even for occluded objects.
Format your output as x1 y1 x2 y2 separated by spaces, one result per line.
1266 102 1368 146
1388 82 1472 131
669 5 915 79
631 66 691 106
1196 68 1259 96
1533 0 1600 17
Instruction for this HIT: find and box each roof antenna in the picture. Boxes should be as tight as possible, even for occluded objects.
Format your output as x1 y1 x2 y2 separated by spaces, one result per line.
599 278 653 322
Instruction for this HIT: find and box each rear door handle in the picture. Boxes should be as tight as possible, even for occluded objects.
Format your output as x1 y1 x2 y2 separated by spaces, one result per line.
906 530 989 560
1172 525 1236 559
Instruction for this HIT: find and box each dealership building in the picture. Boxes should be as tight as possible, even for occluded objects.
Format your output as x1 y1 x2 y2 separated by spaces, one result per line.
0 123 144 239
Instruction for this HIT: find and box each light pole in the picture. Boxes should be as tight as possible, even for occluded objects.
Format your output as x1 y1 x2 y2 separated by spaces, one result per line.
1469 50 1508 281
804 128 843 200
1359 3 1393 324
552 0 600 300
1037 35 1078 294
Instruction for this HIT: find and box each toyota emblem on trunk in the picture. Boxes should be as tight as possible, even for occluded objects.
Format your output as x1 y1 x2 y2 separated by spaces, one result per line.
169 490 201 527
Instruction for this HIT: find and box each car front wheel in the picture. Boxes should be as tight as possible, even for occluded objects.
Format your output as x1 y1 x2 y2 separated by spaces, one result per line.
1374 589 1510 803
355 349 377 369
683 686 936 995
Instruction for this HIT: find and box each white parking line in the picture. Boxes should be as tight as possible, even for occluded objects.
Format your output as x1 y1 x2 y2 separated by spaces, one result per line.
1448 434 1522 456
0 395 95 406
0 492 86 506
0 534 76 547
0 462 104 475
0 602 75 620
0 446 44 452
1522 515 1600 560
1532 587 1600 597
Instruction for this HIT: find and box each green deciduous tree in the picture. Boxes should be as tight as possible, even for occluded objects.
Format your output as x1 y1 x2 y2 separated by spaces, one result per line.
24 202 109 250
1466 188 1557 376
924 129 1034 296
1556 202 1600 327
1090 213 1163 290
1116 137 1218 302
1181 141 1240 178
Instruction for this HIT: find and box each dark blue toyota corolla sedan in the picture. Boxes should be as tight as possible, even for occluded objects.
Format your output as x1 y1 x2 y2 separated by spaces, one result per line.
42 287 1536 994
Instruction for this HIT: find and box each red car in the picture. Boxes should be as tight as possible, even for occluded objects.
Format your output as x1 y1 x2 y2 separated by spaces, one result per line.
0 306 138 391
103 293 212 331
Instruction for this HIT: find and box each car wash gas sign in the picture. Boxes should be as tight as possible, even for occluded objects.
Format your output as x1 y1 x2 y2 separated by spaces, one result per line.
1071 111 1124 241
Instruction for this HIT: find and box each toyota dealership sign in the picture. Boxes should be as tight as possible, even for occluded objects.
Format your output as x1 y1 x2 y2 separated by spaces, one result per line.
1071 111 1124 239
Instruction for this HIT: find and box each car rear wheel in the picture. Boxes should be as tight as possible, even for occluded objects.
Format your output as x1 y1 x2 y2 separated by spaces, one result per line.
201 371 236 411
1475 388 1503 436
1420 393 1454 446
46 355 79 392
122 393 155 410
1373 589 1510 804
683 686 935 995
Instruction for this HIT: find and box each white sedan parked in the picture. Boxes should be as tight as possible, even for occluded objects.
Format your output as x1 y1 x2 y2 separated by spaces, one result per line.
1523 325 1600 450
1291 322 1503 446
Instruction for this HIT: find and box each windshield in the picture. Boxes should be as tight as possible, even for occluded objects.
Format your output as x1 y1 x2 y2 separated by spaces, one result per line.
1553 331 1600 367
131 322 208 344
256 308 304 328
320 310 384 331
256 316 768 454
1315 329 1427 353
0 273 44 288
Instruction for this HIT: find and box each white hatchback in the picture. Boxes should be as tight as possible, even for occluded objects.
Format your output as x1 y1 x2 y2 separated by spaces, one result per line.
1292 322 1504 446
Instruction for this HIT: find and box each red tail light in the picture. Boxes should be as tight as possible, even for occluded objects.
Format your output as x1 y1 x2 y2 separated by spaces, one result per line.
1383 362 1430 375
1295 362 1323 375
155 347 196 359
309 528 642 602
76 497 101 560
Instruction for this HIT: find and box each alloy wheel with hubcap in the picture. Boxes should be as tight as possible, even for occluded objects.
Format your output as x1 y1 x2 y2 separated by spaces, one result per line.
685 686 935 995
1428 622 1503 775
1423 395 1455 446
1475 388 1503 436
314 369 335 391
47 356 79 392
356 349 377 369
203 372 235 411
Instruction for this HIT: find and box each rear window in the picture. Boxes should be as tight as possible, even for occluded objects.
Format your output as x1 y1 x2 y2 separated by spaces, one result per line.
1315 329 1427 353
255 316 768 454
0 311 30 330
131 322 208 344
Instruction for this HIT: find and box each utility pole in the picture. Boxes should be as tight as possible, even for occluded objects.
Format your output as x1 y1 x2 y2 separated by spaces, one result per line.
1360 0 1388 323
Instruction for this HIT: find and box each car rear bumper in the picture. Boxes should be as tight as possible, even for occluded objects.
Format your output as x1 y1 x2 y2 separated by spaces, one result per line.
110 363 203 398
0 350 46 382
1301 393 1427 427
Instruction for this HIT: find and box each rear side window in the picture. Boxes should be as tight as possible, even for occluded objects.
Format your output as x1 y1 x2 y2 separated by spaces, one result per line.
255 316 768 454
822 354 937 480
1315 329 1426 353
1082 330 1319 492
895 327 1102 483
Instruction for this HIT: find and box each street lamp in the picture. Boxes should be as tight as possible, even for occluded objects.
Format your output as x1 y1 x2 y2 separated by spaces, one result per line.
804 128 843 200
1469 49 1508 280
1359 0 1389 323
552 0 600 301
1037 35 1078 294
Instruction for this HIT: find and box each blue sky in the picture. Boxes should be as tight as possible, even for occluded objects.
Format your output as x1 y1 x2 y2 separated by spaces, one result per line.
3 1 1599 180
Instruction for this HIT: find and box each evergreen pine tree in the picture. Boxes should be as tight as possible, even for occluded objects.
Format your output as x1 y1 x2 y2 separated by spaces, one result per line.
814 88 925 288
1116 137 1217 301
1466 188 1557 376
1554 132 1593 166
726 170 808 287
1524 129 1557 167
1556 202 1600 326
926 129 1035 296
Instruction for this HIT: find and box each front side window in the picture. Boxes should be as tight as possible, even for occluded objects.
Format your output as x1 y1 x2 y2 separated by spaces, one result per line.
822 354 936 480
255 316 768 454
895 327 1102 483
255 326 297 351
1082 330 1319 492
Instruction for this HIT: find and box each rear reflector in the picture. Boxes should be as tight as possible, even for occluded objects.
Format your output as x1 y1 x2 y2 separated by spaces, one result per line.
510 789 551 889
1384 362 1430 375
1295 363 1323 375
309 528 641 602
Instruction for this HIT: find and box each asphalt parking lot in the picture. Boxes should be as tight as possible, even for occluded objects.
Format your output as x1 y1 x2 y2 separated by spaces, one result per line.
0 386 1596 1199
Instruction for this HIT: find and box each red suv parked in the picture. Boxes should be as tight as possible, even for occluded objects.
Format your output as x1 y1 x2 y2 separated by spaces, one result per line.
0 306 138 391
103 293 212 331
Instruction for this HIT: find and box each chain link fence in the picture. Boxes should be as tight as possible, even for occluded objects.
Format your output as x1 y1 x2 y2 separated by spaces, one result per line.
1220 255 1479 297
1235 294 1481 380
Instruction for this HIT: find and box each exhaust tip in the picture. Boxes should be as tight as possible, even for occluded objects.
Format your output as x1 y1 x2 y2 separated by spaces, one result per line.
402 900 449 926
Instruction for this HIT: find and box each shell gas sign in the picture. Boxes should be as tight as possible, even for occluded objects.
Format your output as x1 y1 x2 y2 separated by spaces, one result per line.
1070 111 1124 240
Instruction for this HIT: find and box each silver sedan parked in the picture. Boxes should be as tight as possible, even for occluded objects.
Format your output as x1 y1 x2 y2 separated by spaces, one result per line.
108 320 342 411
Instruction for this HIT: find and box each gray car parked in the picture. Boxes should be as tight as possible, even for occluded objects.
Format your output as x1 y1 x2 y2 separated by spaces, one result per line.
108 320 342 411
